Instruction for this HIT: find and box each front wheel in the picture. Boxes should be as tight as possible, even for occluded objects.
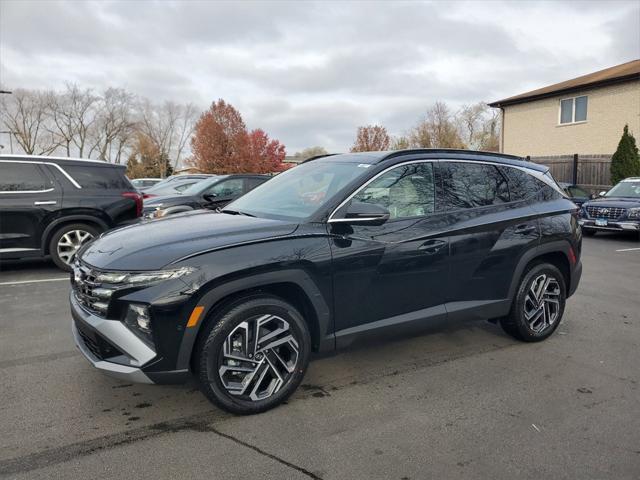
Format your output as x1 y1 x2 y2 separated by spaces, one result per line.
49 223 100 271
196 295 311 414
500 263 566 342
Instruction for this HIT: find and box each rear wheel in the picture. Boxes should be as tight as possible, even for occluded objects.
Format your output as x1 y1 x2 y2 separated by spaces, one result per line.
49 223 100 271
196 295 311 414
500 263 566 342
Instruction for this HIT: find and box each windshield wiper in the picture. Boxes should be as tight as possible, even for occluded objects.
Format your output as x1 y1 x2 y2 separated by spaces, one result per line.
220 208 255 217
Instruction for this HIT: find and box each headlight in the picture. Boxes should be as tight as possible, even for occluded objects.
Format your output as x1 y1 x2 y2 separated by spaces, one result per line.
95 267 195 285
628 207 640 219
123 303 153 344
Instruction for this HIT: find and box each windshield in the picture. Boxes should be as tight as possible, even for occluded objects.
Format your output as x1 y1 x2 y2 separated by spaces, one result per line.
227 161 371 220
181 176 224 196
605 180 640 198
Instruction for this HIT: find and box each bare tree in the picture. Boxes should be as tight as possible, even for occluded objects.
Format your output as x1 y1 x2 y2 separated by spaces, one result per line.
405 101 465 149
88 88 135 162
293 146 328 161
456 102 500 151
0 89 59 155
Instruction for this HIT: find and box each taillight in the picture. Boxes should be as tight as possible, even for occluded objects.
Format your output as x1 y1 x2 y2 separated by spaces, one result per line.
142 193 155 199
122 192 143 217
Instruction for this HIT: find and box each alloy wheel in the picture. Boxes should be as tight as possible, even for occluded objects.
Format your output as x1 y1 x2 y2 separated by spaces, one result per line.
56 229 94 265
218 314 300 401
523 274 561 333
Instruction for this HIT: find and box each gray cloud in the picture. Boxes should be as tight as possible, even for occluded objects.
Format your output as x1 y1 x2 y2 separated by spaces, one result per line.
1 0 638 153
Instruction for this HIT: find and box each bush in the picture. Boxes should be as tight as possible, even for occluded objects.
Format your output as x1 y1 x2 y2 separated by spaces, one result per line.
610 125 640 184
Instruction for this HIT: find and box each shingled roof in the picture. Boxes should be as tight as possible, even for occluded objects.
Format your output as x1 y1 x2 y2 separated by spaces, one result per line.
489 59 640 108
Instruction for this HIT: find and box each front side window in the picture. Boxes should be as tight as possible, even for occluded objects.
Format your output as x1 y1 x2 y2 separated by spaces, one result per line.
205 178 244 197
559 95 588 124
353 163 435 219
439 162 509 210
0 162 51 192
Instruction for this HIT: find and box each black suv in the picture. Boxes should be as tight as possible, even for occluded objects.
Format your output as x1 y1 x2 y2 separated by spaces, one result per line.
578 177 640 238
0 155 142 270
142 174 269 219
70 149 582 414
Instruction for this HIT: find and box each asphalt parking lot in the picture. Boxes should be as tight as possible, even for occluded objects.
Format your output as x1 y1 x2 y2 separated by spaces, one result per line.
1 234 639 480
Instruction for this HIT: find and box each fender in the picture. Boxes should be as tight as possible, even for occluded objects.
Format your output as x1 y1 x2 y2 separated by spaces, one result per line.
174 269 333 371
41 214 110 254
507 239 574 302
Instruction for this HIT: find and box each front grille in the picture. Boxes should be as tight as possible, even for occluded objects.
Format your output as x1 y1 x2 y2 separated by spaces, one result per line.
586 206 626 220
72 262 109 316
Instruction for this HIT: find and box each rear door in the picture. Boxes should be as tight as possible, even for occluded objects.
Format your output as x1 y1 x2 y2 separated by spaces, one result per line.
0 160 61 255
437 161 541 320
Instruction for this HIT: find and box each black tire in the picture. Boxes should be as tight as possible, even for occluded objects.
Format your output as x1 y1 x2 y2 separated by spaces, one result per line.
196 294 311 415
500 263 566 342
49 223 100 271
582 229 596 237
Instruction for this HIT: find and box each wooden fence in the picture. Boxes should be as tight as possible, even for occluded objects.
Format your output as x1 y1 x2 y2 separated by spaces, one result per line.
527 154 612 192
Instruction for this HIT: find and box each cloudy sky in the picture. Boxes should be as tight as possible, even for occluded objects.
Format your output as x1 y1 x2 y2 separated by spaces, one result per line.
1 0 639 153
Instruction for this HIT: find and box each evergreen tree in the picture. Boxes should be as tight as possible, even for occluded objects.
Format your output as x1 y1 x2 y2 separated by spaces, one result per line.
610 125 640 184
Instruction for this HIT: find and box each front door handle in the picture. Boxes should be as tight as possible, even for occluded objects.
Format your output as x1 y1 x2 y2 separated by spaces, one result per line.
419 239 447 254
34 201 57 206
514 224 536 235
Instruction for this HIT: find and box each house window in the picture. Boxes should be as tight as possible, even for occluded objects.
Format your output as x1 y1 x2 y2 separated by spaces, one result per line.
559 95 588 124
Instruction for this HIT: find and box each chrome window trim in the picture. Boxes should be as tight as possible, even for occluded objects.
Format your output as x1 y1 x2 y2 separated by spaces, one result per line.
0 159 82 189
327 158 564 223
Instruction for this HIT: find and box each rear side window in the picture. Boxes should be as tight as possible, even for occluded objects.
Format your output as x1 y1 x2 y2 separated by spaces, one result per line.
499 167 547 202
0 162 51 192
63 165 131 189
247 177 268 190
438 162 509 210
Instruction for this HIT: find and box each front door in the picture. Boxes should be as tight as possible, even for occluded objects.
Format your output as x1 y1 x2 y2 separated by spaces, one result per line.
328 161 450 345
0 161 61 256
201 178 246 210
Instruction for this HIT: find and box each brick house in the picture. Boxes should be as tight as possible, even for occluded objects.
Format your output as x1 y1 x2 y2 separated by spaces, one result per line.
489 59 640 157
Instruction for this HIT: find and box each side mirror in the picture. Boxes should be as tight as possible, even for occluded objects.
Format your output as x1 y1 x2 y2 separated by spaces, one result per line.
203 193 218 202
590 193 597 200
598 191 606 197
330 201 390 226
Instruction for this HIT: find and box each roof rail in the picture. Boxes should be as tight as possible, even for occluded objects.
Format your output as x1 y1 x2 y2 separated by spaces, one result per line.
302 153 339 163
379 148 523 163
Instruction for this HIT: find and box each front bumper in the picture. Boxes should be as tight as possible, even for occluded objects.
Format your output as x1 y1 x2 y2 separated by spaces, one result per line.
579 219 640 232
70 292 156 384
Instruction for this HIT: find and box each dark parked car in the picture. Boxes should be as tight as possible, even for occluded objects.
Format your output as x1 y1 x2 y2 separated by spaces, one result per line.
70 149 582 414
0 155 142 270
558 182 592 207
579 177 640 237
140 176 206 199
142 174 269 219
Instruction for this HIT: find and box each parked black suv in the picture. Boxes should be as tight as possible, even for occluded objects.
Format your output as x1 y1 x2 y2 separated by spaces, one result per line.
70 149 582 414
142 174 269 219
0 155 142 270
578 177 640 237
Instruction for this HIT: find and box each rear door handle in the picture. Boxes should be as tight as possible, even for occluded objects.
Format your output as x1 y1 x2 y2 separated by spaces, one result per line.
514 224 536 235
419 239 447 254
34 201 57 206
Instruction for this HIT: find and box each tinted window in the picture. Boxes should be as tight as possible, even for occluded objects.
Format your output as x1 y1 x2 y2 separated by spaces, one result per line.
353 163 434 219
0 162 51 192
64 165 131 189
247 177 268 189
439 162 509 209
500 167 546 202
205 178 244 197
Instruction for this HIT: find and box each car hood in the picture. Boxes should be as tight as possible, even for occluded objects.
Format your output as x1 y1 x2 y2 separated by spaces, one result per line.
583 197 640 208
80 210 298 270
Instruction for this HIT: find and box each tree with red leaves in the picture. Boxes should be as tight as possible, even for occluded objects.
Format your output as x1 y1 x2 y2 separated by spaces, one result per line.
350 124 391 152
189 99 286 173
